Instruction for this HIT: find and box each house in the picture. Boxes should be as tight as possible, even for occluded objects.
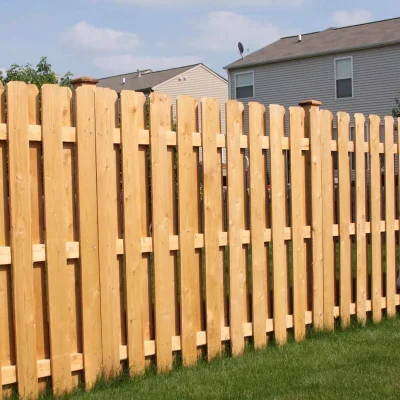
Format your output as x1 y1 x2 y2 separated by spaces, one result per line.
98 63 228 134
225 17 400 181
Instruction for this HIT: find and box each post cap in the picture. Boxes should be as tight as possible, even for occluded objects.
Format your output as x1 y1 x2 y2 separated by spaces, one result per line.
299 99 322 107
71 76 99 87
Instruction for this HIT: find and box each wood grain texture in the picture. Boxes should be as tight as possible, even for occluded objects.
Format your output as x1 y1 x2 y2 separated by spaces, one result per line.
7 81 38 398
177 95 202 366
354 114 367 324
202 98 224 360
369 115 382 323
320 111 335 330
41 84 72 393
384 116 396 317
290 107 307 341
248 102 268 348
150 93 173 372
309 107 324 329
120 90 146 374
269 104 288 344
337 112 351 327
226 100 246 355
95 88 120 376
75 85 102 387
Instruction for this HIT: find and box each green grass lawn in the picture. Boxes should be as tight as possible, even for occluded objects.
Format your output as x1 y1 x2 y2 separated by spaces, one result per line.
35 316 400 400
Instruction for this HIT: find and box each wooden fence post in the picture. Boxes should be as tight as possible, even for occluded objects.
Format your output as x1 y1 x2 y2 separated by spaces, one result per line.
95 88 121 376
177 95 202 366
202 98 224 360
226 100 247 355
384 116 396 317
299 99 323 330
320 110 335 331
42 84 73 394
248 102 268 348
120 90 147 375
75 83 103 388
337 112 351 328
150 93 174 372
354 114 367 324
369 115 382 323
269 104 288 345
7 82 38 398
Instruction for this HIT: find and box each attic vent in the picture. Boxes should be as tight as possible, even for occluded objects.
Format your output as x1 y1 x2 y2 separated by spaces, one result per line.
122 77 126 84
298 34 302 42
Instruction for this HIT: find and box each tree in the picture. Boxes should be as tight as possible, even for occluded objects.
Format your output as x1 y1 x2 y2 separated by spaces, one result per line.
393 96 400 118
0 57 73 89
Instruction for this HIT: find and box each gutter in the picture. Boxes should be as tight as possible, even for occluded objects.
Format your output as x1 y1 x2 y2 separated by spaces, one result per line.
224 39 400 71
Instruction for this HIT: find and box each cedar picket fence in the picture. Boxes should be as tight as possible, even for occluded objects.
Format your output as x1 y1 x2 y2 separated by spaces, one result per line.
0 80 399 398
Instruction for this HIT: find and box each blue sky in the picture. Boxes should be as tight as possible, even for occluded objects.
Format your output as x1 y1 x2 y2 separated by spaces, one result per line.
0 0 397 79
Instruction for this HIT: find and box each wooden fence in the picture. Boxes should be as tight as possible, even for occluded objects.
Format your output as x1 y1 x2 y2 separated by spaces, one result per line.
0 81 399 398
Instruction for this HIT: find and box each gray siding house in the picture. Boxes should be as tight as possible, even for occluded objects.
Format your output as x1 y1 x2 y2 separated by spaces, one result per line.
225 17 400 182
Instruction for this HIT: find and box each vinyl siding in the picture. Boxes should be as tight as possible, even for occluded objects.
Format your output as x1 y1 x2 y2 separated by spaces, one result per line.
228 44 400 180
229 44 400 121
154 65 228 135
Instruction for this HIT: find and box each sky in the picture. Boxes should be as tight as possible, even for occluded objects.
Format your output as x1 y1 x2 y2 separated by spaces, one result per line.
0 0 398 80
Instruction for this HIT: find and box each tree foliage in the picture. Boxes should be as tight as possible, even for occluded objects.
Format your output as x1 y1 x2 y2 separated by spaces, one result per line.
393 96 400 118
0 57 73 89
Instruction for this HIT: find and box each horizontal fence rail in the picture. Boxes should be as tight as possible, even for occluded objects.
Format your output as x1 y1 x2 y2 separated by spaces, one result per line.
0 81 398 398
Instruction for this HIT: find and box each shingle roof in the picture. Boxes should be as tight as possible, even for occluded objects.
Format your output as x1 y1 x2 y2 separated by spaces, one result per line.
226 17 400 70
98 64 201 93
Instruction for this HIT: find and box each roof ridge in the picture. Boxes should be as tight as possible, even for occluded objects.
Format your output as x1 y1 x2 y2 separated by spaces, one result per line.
98 63 201 81
281 16 400 41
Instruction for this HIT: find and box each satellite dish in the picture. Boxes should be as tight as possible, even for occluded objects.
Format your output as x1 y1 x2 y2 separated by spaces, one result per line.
238 42 244 59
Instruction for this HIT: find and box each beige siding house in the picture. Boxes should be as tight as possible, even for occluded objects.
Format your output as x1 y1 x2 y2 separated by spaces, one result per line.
98 63 228 134
153 64 227 134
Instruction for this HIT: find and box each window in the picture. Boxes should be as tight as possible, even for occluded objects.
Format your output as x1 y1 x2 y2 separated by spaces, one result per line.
235 72 254 99
335 57 353 99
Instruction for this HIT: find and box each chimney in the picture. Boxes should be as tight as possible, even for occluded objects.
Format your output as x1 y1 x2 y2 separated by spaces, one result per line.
137 69 141 78
298 34 302 42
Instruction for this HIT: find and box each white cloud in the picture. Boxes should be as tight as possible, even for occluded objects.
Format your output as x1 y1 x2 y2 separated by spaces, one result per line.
332 10 373 28
106 0 306 6
62 21 140 52
94 55 202 74
186 11 293 53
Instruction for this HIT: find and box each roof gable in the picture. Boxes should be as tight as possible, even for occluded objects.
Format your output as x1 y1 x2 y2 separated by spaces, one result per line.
226 17 400 70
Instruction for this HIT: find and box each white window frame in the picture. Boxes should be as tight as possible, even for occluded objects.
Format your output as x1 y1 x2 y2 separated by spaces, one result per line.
234 71 255 100
334 56 354 100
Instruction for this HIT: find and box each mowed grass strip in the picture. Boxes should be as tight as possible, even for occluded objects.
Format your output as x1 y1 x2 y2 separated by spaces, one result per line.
25 316 400 400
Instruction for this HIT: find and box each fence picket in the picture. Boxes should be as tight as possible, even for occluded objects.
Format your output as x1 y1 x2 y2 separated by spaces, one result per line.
355 114 367 324
150 93 174 372
309 107 324 329
226 100 246 355
0 81 6 399
321 110 335 330
61 88 82 388
120 90 147 374
75 85 102 387
369 115 382 323
290 107 307 341
177 95 202 365
8 82 38 398
384 116 396 317
95 88 121 375
42 85 72 393
337 112 351 327
202 98 224 360
248 102 268 348
269 104 288 344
